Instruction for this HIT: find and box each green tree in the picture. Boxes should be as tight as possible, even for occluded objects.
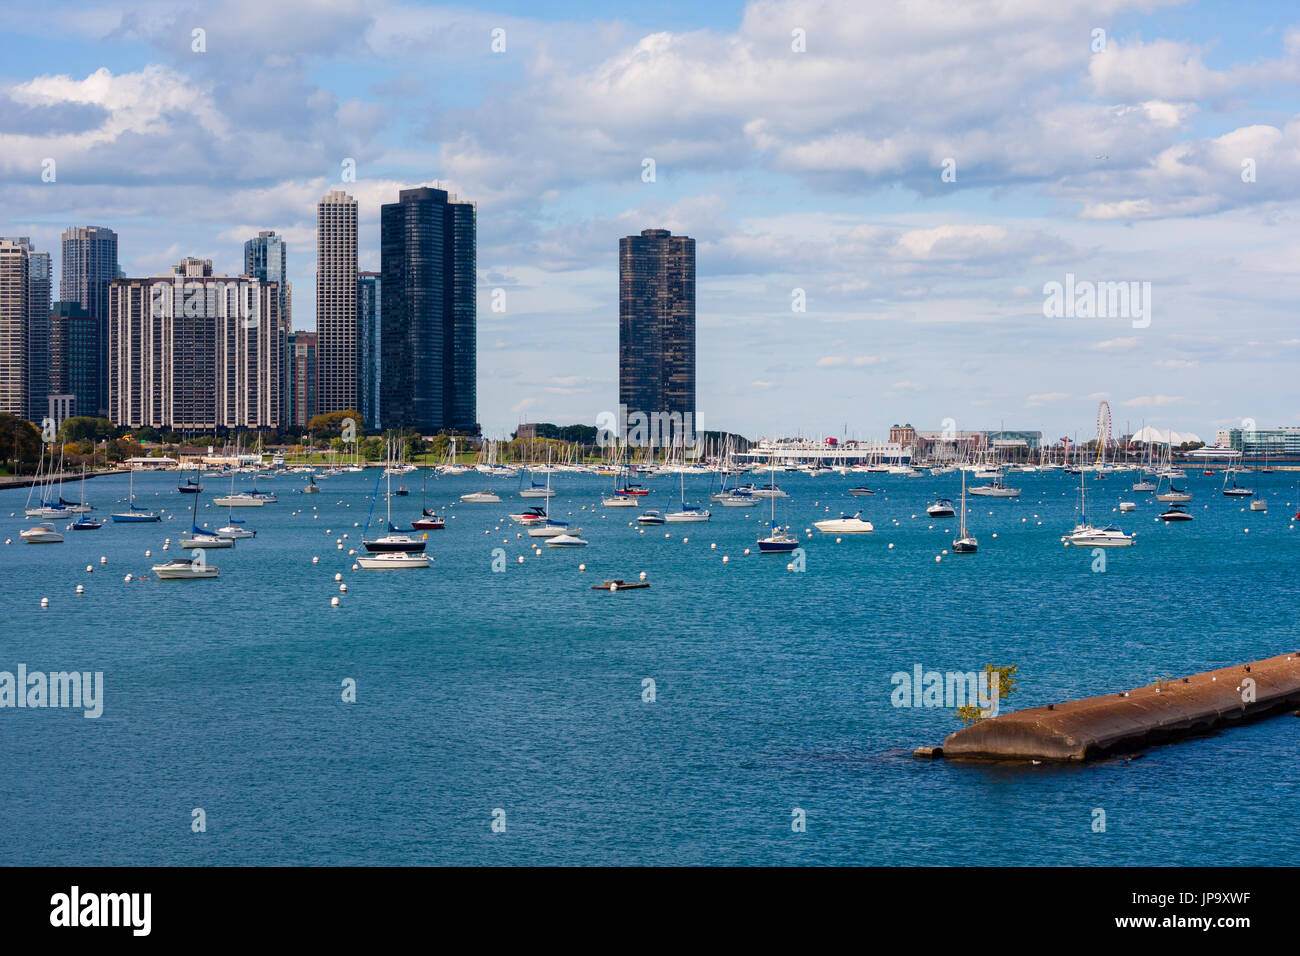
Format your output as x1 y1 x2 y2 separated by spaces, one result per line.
58 416 117 443
0 414 42 473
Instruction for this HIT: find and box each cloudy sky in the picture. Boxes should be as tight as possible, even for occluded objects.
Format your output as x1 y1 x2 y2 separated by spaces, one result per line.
2 0 1297 441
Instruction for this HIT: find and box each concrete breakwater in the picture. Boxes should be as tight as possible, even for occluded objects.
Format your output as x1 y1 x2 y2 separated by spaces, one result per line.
931 652 1300 762
0 469 121 490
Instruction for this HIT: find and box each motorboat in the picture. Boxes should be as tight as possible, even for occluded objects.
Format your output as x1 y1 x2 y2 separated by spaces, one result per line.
813 512 873 533
460 491 501 503
357 552 431 570
847 487 876 497
20 523 63 544
636 510 666 526
1119 501 1136 512
213 492 266 507
601 494 638 507
509 507 549 525
545 532 588 547
968 479 1021 498
926 498 955 518
151 558 219 579
70 514 104 530
665 506 711 522
1063 525 1135 546
1159 506 1194 522
412 513 445 530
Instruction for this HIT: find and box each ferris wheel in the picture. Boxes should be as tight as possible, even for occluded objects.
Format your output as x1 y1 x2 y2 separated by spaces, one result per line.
1095 400 1112 462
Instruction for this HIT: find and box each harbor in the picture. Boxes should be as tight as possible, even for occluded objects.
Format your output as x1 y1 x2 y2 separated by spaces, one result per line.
4 462 1299 865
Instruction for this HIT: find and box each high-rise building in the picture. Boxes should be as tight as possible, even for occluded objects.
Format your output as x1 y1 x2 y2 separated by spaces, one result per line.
357 272 381 430
25 247 51 423
0 238 29 417
60 226 118 415
316 191 358 415
108 258 284 430
379 186 476 433
48 301 100 419
244 230 292 424
288 330 317 429
619 228 695 438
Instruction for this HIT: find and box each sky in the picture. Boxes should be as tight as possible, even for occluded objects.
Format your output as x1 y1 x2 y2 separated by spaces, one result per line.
1 0 1298 442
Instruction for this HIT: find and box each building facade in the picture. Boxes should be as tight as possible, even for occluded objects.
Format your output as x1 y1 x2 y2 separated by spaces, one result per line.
288 330 317 429
108 259 284 431
357 272 381 430
0 238 29 417
60 226 118 415
244 230 292 423
48 301 100 419
316 191 358 416
25 247 51 423
618 228 695 443
379 186 476 433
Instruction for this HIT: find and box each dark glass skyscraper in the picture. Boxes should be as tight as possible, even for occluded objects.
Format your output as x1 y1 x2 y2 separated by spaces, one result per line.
60 225 118 415
48 301 99 419
379 186 476 433
357 272 381 430
619 228 695 434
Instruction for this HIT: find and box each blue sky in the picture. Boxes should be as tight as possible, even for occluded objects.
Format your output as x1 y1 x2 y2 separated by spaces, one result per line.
2 0 1298 441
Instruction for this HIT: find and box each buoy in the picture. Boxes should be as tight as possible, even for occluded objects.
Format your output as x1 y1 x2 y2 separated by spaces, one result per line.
578 564 586 572
145 550 151 557
331 596 340 607
609 582 618 591
888 543 895 549
710 542 716 550
312 556 319 564
836 537 842 543
682 537 688 543
124 574 132 582
517 555 525 564
86 565 93 573
639 571 647 581
334 573 342 582
99 556 107 564
743 548 751 555
40 597 49 608
935 555 942 562
339 584 347 593
76 585 84 594
722 556 729 563
352 564 359 571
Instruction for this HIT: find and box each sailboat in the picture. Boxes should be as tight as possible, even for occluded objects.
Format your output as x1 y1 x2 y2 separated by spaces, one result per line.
178 473 203 494
69 468 104 529
1062 467 1133 546
363 445 428 553
412 469 445 530
215 474 257 538
524 461 570 537
111 467 161 522
665 470 711 522
757 462 799 553
180 485 235 549
952 469 978 553
1221 462 1253 498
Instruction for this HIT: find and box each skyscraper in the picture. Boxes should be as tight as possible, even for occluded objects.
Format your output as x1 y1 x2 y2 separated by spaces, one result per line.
379 186 476 433
316 191 358 416
357 272 381 430
60 225 118 415
244 230 292 423
0 238 29 418
288 330 317 428
26 247 51 423
48 301 99 419
108 258 284 430
619 228 695 438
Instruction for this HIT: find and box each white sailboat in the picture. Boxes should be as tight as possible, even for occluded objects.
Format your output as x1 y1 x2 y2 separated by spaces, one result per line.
1062 468 1133 546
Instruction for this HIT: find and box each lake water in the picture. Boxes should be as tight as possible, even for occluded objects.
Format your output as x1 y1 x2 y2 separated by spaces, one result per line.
2 466 1298 865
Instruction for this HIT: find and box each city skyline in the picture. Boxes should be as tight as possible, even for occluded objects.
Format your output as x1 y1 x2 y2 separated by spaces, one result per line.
1 1 1298 441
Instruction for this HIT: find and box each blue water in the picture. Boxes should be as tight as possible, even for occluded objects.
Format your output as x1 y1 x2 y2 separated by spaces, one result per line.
2 467 1299 865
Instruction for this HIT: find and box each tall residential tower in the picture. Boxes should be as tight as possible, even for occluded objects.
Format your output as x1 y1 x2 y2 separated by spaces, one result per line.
379 186 476 433
315 191 358 417
618 228 695 439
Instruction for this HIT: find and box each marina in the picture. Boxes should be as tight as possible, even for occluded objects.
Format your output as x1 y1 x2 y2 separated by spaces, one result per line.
4 463 1299 865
